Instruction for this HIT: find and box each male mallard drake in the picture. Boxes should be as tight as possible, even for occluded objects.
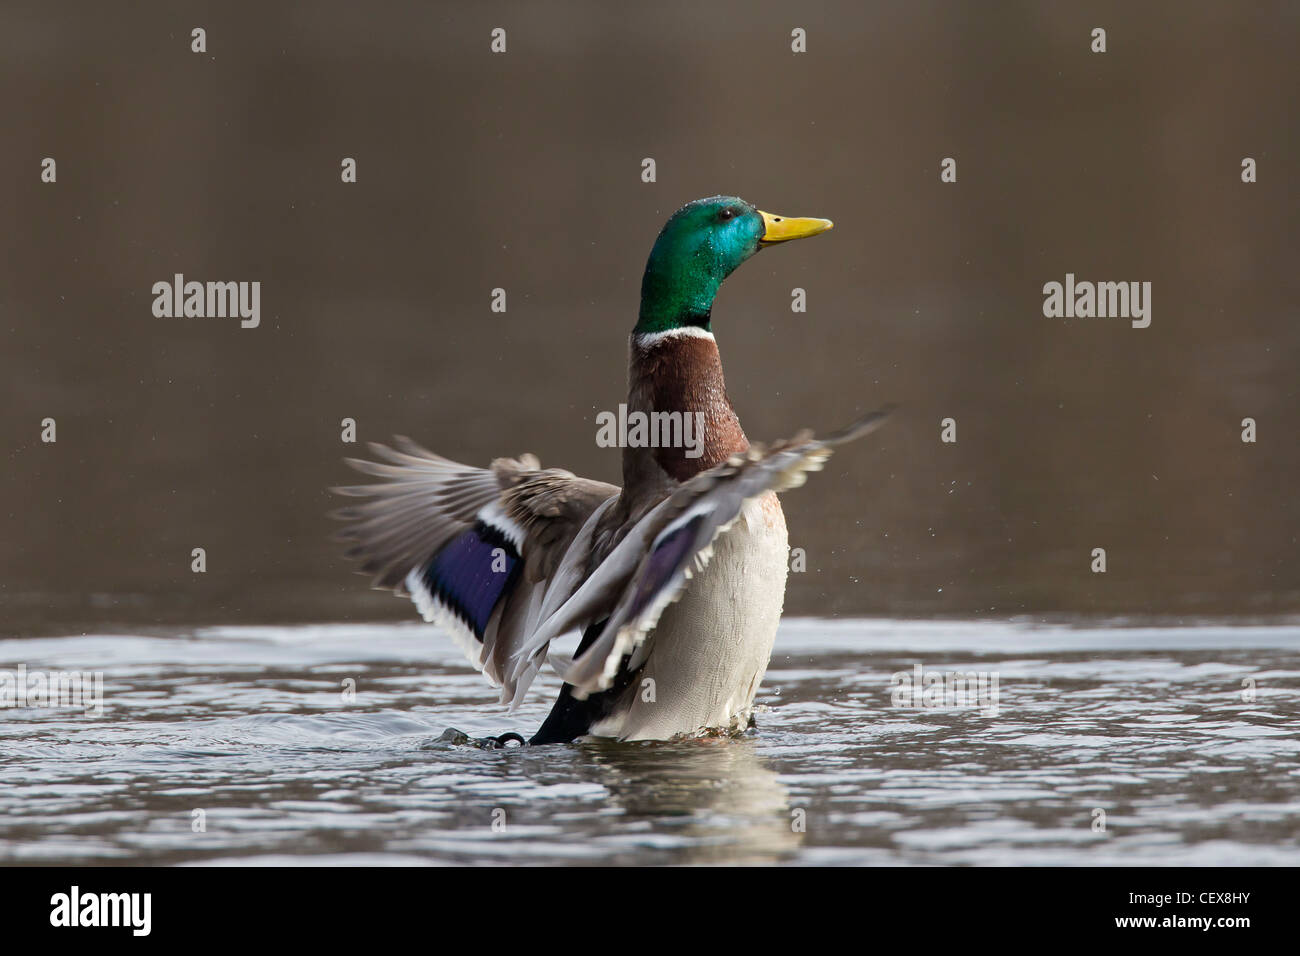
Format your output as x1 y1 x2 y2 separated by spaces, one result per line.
334 196 891 745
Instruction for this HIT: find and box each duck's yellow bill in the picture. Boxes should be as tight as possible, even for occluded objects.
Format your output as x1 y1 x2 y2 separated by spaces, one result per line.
758 210 834 244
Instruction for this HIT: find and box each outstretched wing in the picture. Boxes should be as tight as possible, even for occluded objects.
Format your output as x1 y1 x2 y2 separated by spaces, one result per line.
332 436 619 701
515 406 895 699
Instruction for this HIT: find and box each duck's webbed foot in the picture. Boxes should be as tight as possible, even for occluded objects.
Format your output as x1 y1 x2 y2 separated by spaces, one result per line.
430 727 527 749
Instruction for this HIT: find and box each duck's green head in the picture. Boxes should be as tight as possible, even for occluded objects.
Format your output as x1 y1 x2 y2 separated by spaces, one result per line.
634 195 833 335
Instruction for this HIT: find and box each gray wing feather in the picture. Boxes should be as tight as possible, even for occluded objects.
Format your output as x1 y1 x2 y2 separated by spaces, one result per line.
333 440 507 591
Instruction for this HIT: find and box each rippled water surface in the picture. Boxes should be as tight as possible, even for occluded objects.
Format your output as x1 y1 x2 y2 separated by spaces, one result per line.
2 620 1298 865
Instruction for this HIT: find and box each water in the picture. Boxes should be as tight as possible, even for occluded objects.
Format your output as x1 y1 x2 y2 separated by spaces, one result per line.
1 619 1297 866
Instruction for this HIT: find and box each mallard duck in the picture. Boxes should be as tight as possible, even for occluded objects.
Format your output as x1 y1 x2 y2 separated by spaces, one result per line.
334 196 891 745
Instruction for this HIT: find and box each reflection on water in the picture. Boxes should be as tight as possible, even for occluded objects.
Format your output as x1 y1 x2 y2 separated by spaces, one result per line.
581 738 801 864
0 619 1297 865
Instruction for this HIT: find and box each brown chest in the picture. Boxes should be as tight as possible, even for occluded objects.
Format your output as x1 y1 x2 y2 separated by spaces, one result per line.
626 332 749 483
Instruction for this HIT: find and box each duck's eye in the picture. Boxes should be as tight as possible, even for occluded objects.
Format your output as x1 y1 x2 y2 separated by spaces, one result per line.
718 208 735 221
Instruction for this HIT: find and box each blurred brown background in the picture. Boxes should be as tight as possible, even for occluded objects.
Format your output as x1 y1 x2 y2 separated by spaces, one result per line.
2 1 1297 635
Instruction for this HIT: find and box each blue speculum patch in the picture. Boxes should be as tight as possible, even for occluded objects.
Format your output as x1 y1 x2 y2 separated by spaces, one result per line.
421 521 521 638
627 514 705 620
